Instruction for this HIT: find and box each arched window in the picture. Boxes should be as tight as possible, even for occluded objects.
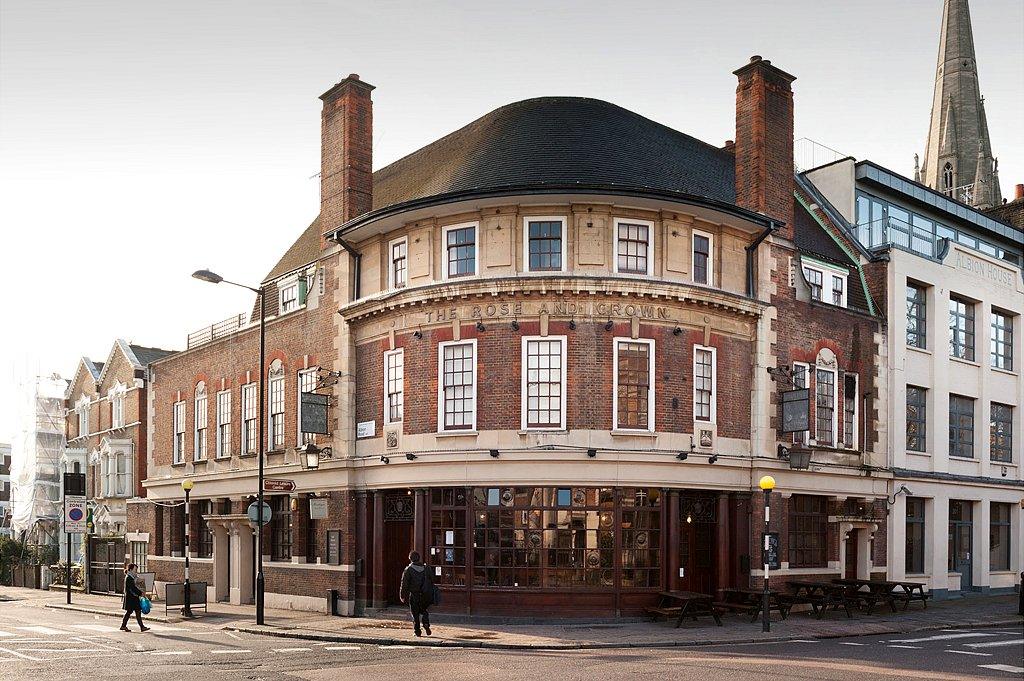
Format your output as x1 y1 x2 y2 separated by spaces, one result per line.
942 163 954 196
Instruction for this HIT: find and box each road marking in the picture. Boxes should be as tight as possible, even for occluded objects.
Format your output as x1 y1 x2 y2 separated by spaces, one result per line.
151 650 192 656
224 631 245 640
324 645 362 650
0 631 14 638
17 647 104 653
837 642 866 646
978 664 1024 674
148 626 189 632
379 645 418 649
944 650 992 657
965 638 1024 649
15 626 63 635
891 632 996 643
0 647 43 661
273 647 312 653
70 624 121 633
211 649 252 654
887 645 922 649
788 640 819 643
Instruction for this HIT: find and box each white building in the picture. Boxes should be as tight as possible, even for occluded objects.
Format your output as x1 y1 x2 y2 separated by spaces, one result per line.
804 158 1023 597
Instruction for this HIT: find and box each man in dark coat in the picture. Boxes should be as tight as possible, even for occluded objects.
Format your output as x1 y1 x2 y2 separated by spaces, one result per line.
399 551 433 636
120 563 150 632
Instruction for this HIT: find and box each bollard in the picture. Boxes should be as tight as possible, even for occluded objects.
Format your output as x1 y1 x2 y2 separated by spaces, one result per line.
328 588 340 616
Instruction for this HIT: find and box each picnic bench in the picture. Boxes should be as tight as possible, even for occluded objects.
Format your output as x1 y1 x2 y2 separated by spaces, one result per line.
787 579 857 619
878 580 931 610
832 578 902 614
717 587 792 622
646 590 724 628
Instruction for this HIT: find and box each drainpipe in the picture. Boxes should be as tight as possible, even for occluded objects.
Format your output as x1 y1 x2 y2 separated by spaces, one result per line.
745 221 779 298
336 238 361 301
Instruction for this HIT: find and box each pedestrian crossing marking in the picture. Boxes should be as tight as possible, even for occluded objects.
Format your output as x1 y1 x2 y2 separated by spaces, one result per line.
944 649 991 656
887 645 921 649
70 624 121 633
965 638 1024 649
211 649 252 654
324 645 362 650
978 664 1024 674
15 626 63 635
837 642 865 646
272 647 312 653
891 632 995 643
151 650 191 655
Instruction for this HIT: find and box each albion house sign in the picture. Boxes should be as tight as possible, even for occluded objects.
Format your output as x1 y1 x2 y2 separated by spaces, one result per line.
953 249 1016 289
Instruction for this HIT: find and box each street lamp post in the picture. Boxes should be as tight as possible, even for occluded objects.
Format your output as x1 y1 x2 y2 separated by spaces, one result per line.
759 475 776 633
181 478 194 617
192 269 267 625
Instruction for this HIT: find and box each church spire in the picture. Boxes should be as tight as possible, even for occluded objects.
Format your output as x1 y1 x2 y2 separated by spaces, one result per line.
920 0 1001 208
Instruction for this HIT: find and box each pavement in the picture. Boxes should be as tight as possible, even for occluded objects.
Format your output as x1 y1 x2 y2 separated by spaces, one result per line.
0 589 1021 680
4 584 1020 650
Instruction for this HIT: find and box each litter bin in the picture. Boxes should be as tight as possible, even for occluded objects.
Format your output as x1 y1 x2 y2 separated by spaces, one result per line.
327 588 340 616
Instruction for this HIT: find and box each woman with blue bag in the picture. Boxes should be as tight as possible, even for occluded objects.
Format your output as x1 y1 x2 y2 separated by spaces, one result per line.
120 563 151 632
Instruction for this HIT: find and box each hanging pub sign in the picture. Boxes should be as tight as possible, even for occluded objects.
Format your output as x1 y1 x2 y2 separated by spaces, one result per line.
781 388 810 433
300 391 330 435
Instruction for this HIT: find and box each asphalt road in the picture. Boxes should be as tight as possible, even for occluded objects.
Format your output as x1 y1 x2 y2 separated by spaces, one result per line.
0 598 1021 680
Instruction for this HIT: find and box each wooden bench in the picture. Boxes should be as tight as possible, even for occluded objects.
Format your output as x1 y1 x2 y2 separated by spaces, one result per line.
645 605 683 620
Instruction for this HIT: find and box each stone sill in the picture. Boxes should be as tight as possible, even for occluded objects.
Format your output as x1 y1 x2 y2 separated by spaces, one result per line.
991 366 1018 378
906 345 932 356
949 355 981 368
435 430 479 438
609 430 657 438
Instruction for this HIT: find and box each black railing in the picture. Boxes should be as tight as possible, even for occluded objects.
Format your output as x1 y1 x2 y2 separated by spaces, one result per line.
186 313 247 349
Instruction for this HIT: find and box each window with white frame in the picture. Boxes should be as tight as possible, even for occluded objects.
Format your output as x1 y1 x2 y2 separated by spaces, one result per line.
815 368 836 445
614 338 654 431
438 340 476 431
693 346 716 422
444 223 477 279
389 237 408 289
114 450 130 496
241 383 257 455
991 310 1013 371
792 362 809 445
521 337 566 430
802 260 848 307
194 382 207 461
843 374 858 449
298 368 318 445
216 390 231 458
524 218 565 272
268 363 285 449
172 401 185 464
77 399 90 438
692 230 713 285
110 386 125 429
279 278 299 314
614 219 652 275
384 350 404 425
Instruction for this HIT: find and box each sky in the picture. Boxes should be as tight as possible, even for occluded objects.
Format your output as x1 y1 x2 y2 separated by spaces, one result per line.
1 0 1022 443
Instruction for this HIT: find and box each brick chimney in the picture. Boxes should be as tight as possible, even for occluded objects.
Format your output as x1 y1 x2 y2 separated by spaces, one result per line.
320 74 374 248
733 56 796 236
1016 183 1024 201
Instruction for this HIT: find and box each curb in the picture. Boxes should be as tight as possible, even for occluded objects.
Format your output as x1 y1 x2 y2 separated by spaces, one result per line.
223 616 1023 651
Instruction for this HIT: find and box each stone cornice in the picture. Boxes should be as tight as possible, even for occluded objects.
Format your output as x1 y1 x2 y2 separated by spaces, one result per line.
339 275 768 323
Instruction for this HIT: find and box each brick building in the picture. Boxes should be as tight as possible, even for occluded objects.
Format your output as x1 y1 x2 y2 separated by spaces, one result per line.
124 54 914 618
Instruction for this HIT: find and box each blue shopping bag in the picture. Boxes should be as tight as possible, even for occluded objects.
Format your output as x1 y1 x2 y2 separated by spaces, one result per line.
140 596 152 615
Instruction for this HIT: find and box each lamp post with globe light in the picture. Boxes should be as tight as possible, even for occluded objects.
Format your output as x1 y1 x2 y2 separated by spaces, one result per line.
759 475 776 633
191 269 267 625
181 478 194 617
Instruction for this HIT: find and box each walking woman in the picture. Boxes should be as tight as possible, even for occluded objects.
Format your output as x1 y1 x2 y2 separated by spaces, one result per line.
120 563 150 632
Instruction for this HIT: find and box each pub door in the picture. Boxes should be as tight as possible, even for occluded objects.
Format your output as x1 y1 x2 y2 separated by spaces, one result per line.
383 492 416 605
844 530 859 579
677 494 717 594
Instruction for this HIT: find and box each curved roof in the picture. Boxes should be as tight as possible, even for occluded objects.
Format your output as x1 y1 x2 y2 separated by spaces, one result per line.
370 97 736 212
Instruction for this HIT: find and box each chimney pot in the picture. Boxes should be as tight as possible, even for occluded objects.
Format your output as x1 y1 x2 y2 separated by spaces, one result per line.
750 55 762 63
1015 183 1023 200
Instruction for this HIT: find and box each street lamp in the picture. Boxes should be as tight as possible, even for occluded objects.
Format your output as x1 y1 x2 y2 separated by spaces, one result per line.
192 268 267 625
759 475 776 633
181 478 194 618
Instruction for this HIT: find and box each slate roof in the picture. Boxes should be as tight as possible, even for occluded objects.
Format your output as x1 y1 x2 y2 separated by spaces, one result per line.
128 344 176 367
370 96 737 213
792 198 852 269
262 216 322 283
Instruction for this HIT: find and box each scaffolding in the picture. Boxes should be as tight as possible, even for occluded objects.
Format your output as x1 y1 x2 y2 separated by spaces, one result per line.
9 373 68 553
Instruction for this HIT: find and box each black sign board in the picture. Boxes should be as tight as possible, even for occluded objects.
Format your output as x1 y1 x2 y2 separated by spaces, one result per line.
762 531 781 570
781 388 810 433
63 472 86 497
326 530 341 566
300 392 330 435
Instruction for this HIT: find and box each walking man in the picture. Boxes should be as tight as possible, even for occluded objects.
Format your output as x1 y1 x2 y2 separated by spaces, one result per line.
120 563 150 632
399 551 434 637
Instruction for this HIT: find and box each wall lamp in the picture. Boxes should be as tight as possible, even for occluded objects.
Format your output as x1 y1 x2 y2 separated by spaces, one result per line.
413 330 423 339
489 449 500 458
569 319 576 330
676 451 688 461
587 448 598 458
673 327 682 336
886 484 912 505
511 320 520 331
604 320 613 331
299 443 334 470
708 454 719 464
405 452 417 461
474 321 485 332
380 455 390 464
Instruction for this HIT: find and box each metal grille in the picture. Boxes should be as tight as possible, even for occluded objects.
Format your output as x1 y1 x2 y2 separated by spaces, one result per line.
384 493 415 522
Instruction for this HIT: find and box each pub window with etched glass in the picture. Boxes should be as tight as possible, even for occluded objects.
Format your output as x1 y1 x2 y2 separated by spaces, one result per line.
905 497 925 574
384 349 404 425
439 341 476 431
445 224 477 278
788 494 828 568
614 339 653 431
270 495 292 562
526 219 564 272
906 386 927 452
989 502 1011 571
268 367 285 450
216 390 231 459
522 337 565 430
815 368 836 446
241 383 257 455
616 221 651 275
991 310 1013 371
990 402 1013 463
172 401 185 464
948 295 975 361
948 394 975 458
906 283 927 348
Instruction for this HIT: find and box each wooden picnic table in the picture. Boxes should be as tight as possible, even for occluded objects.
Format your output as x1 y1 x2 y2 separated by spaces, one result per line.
833 578 931 613
718 587 792 622
891 580 931 610
787 579 857 619
646 590 723 628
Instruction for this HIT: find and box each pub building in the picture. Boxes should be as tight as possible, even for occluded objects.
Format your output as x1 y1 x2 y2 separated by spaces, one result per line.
132 56 897 618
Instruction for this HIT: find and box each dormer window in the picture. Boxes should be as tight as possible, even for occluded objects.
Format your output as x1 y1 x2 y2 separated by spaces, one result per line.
109 384 126 429
280 279 299 314
444 223 478 279
389 237 408 289
801 259 848 308
692 230 713 285
76 398 90 438
524 217 565 272
614 219 653 276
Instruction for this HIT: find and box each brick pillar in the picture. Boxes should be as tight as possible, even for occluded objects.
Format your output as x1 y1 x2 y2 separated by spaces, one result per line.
715 492 731 598
320 74 375 247
666 490 680 592
372 491 385 608
733 55 796 237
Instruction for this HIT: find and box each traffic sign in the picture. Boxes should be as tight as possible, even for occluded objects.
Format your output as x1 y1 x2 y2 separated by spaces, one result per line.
247 501 273 527
64 495 88 533
264 478 296 492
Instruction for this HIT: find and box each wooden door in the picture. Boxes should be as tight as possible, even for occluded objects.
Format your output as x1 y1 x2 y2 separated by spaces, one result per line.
677 495 717 594
383 492 416 605
844 530 859 579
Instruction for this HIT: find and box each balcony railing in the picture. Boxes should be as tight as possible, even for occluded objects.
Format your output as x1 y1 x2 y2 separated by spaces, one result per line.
187 313 247 350
855 216 946 261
